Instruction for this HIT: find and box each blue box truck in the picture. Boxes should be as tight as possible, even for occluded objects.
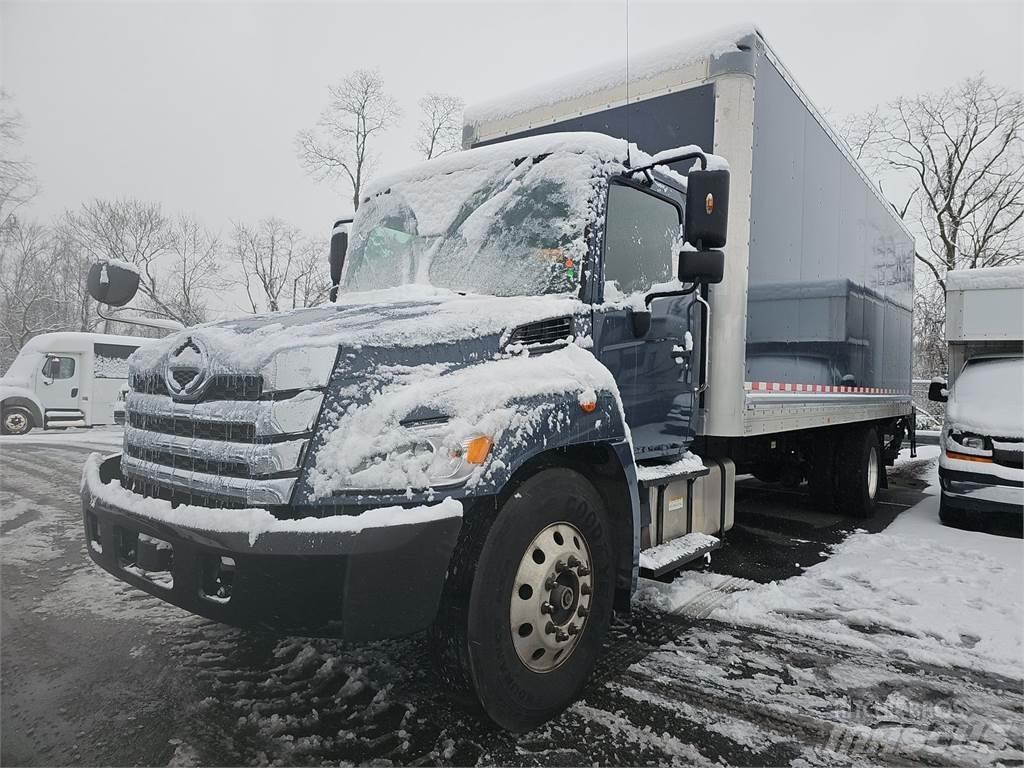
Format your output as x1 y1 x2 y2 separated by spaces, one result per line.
81 25 914 730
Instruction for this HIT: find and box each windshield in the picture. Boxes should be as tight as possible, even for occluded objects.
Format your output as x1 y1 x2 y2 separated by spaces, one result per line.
342 151 605 298
951 356 1024 434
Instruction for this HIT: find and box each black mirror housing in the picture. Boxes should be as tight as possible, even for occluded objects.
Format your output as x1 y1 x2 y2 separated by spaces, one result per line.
87 261 140 307
928 380 948 403
684 169 729 249
678 249 725 284
329 222 349 302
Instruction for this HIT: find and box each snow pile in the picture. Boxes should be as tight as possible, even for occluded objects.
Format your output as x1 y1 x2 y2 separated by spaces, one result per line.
946 357 1024 438
645 492 1024 679
310 343 622 495
946 265 1024 292
82 454 462 545
466 25 757 125
635 451 706 482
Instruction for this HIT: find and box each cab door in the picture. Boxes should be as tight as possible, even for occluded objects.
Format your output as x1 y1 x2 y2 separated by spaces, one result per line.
593 181 698 459
37 353 83 426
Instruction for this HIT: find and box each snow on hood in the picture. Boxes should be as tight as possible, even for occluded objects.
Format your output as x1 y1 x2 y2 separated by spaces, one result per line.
947 356 1024 438
129 286 586 373
309 343 621 496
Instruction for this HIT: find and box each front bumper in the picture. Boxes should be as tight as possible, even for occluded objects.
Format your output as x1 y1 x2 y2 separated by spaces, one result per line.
939 466 1024 516
82 454 462 640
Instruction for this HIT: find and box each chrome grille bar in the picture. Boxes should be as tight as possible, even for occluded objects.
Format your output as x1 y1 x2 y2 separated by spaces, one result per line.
125 390 323 439
121 454 297 505
123 427 307 477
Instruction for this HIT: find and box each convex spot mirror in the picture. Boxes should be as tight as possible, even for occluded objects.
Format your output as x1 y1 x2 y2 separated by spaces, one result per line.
684 169 729 250
678 249 725 284
87 261 140 307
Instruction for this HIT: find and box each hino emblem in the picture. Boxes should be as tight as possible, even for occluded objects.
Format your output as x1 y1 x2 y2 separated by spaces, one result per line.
164 337 209 400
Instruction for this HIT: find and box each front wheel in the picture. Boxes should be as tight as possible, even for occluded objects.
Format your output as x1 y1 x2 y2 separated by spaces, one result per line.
2 406 33 436
836 426 881 518
430 467 616 732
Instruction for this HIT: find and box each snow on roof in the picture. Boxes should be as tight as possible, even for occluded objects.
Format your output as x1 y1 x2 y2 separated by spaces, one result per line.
465 24 758 127
22 331 151 353
364 131 634 199
945 265 1024 293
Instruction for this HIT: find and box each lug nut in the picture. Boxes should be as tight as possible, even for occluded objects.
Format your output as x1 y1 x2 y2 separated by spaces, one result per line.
555 559 567 573
577 566 591 577
567 555 580 568
577 606 589 618
545 577 556 590
545 621 556 635
556 630 569 642
580 583 592 596
540 602 554 615
567 623 579 635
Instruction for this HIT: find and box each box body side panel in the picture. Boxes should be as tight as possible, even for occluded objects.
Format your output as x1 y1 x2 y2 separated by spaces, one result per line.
745 51 914 411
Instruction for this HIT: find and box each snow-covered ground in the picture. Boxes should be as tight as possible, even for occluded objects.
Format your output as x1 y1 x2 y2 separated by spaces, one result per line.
0 425 123 452
639 445 1024 704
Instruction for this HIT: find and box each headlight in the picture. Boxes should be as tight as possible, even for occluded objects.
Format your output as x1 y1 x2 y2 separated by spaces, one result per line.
946 430 993 462
352 423 493 489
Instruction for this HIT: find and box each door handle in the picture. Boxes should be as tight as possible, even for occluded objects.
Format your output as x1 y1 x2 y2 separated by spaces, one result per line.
672 345 690 365
71 387 79 397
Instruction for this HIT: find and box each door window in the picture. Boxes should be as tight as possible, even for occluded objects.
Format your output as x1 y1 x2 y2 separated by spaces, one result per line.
44 356 76 380
603 184 681 297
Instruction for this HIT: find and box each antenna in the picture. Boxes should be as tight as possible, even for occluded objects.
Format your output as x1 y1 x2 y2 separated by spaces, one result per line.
625 0 631 165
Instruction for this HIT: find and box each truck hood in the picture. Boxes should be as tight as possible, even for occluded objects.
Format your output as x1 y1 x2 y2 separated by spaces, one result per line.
130 286 586 376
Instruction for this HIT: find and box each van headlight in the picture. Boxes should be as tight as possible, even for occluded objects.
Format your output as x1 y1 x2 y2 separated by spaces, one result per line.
352 423 493 488
946 430 993 462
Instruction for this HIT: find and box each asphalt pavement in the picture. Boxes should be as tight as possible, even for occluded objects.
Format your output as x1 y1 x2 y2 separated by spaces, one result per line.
2 434 1018 766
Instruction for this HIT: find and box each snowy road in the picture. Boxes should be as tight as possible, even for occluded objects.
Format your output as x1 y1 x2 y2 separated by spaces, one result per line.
2 434 1021 766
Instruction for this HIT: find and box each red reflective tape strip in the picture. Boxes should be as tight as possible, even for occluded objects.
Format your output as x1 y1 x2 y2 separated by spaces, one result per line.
746 381 908 395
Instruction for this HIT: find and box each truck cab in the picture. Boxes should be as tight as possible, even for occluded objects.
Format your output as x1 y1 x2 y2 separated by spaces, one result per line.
81 132 730 731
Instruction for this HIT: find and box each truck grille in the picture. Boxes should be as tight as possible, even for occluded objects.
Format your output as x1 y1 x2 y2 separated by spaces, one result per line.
130 371 263 401
121 384 324 507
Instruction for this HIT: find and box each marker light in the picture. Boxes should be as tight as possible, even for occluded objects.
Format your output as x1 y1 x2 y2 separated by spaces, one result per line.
464 435 493 465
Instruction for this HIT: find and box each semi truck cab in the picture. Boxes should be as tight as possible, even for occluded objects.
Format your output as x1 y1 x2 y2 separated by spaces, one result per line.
81 133 732 731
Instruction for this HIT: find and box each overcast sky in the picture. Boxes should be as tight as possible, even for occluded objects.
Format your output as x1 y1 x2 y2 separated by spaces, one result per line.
3 0 1022 240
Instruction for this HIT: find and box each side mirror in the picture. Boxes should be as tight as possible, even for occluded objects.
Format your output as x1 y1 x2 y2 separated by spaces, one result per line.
87 260 140 307
630 309 652 338
928 379 948 403
329 222 349 302
678 249 724 284
684 169 729 249
42 356 59 380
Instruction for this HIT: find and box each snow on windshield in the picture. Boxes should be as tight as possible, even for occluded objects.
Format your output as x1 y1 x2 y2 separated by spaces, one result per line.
948 356 1024 437
343 141 624 298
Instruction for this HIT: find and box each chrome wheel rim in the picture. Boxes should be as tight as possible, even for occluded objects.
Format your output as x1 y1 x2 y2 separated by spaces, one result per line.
509 521 593 673
4 412 27 433
867 445 879 500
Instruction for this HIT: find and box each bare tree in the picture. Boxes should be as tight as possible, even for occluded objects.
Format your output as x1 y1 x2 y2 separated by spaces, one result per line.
415 93 465 160
0 221 63 364
843 76 1024 288
296 70 400 211
840 76 1023 375
233 217 324 313
0 91 38 234
167 216 223 326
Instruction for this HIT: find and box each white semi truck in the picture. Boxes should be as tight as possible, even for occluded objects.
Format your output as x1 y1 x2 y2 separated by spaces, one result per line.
929 266 1024 531
0 332 147 434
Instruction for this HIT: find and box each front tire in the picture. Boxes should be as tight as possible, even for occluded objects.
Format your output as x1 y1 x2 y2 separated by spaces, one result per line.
430 467 615 732
2 406 33 436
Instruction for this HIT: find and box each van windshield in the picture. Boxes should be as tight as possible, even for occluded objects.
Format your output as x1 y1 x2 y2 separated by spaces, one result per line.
341 151 603 298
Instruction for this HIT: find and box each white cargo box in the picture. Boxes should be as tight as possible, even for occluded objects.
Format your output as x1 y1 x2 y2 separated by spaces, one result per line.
946 266 1024 343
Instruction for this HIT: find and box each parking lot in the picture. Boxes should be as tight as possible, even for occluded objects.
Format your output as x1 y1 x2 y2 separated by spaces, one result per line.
2 432 1020 766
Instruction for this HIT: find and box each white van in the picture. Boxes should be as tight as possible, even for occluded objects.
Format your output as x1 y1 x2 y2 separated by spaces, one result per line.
930 266 1024 532
0 332 148 435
